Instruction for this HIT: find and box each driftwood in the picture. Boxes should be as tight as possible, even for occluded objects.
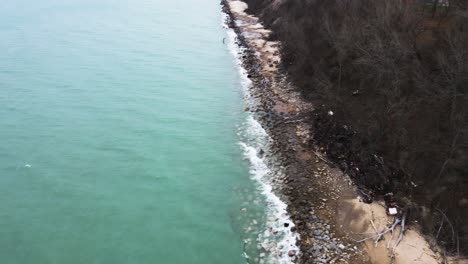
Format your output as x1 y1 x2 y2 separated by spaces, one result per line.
354 212 407 264
313 150 335 166
390 213 406 264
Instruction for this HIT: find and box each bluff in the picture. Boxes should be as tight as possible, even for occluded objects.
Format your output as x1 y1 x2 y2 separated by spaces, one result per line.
242 0 468 256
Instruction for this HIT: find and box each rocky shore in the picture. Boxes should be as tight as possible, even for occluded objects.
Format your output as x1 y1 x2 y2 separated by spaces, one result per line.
222 0 444 263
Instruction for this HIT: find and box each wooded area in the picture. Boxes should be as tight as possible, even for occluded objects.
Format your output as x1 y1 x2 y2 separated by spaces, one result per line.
244 0 468 256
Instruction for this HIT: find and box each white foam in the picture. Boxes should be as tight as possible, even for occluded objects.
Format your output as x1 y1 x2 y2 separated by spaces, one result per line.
239 118 299 263
223 11 300 264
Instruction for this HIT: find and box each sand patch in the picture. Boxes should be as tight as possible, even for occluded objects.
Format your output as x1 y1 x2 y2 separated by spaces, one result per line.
228 1 281 77
229 0 248 14
337 198 440 264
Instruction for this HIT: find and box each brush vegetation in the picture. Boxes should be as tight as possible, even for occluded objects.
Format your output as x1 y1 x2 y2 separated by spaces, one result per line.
244 0 468 256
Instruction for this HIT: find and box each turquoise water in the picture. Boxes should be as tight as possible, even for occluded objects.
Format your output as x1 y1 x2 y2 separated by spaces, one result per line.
0 1 269 263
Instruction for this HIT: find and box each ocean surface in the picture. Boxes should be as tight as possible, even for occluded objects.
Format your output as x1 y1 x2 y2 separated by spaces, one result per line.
0 1 296 263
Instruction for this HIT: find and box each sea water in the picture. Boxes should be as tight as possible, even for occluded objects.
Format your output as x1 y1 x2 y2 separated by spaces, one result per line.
0 1 296 263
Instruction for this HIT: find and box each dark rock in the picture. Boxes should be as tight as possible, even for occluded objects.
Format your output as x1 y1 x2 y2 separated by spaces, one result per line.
313 245 322 251
327 243 336 251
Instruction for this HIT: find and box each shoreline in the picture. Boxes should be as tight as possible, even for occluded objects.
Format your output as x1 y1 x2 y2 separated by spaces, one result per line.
224 11 301 264
222 0 444 263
